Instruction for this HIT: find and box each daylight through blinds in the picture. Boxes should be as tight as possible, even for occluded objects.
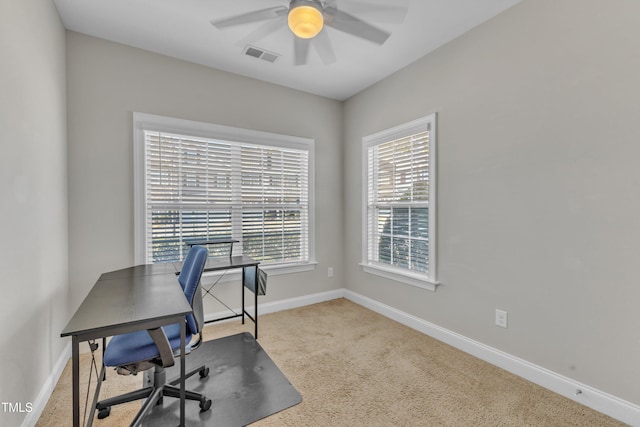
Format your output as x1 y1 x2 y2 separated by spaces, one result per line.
144 131 309 264
367 130 430 274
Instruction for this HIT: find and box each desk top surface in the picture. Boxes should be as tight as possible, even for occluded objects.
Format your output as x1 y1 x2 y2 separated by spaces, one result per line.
197 255 260 272
61 256 259 338
97 262 179 281
61 268 190 338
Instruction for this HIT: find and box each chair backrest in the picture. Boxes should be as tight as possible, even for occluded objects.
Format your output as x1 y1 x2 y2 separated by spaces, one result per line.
178 245 208 335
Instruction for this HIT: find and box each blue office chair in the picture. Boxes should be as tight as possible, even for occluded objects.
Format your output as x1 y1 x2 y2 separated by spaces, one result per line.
96 245 212 423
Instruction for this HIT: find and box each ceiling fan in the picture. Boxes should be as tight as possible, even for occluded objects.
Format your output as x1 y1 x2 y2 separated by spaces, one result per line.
211 0 407 66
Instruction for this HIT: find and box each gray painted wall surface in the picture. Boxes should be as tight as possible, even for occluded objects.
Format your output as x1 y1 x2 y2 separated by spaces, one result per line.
0 1 68 426
343 0 640 405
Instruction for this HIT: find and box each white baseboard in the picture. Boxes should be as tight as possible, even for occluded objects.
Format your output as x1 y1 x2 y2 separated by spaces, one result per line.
23 342 71 427
343 289 640 426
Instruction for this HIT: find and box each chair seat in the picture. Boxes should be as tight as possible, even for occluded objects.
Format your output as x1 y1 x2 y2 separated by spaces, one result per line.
104 323 192 367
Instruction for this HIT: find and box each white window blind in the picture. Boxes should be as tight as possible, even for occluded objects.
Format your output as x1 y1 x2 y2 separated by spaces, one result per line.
364 114 436 287
141 128 310 265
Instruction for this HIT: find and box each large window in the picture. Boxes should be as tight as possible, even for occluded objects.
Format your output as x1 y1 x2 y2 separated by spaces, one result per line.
363 114 437 290
134 113 314 272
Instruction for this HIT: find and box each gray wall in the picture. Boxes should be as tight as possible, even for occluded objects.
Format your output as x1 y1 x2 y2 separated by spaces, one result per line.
343 0 640 405
0 1 68 426
66 32 344 315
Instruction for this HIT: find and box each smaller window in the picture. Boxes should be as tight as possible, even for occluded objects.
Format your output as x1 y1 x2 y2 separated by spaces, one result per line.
362 114 437 290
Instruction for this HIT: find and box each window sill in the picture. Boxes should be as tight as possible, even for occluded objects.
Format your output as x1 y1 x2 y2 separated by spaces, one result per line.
202 261 317 284
360 263 439 292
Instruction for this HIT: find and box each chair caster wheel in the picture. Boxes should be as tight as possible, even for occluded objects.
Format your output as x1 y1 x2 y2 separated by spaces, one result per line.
199 367 209 378
200 397 212 412
97 407 111 419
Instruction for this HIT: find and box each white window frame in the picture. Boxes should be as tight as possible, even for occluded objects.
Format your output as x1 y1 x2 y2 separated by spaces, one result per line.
133 112 316 276
361 114 438 291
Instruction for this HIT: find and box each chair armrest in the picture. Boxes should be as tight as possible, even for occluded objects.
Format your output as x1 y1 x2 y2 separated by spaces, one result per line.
147 327 175 368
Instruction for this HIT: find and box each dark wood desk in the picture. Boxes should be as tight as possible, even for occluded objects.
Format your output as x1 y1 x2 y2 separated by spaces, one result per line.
61 265 191 427
61 256 262 426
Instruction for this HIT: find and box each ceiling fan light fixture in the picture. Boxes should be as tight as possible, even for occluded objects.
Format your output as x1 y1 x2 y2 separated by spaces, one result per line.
288 1 324 39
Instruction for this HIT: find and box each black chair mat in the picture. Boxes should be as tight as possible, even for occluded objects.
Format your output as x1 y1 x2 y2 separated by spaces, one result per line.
143 332 302 426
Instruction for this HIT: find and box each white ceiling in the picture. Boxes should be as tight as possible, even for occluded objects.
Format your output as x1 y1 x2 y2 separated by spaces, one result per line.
53 0 521 101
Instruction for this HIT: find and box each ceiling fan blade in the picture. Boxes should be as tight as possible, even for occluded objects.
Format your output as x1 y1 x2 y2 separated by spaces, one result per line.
340 1 408 24
294 37 311 66
313 30 336 65
211 6 288 29
235 16 287 47
323 7 391 45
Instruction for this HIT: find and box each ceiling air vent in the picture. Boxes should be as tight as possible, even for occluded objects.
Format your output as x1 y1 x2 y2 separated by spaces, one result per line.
243 45 280 63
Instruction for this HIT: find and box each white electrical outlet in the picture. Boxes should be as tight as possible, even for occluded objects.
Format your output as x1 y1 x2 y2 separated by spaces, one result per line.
495 309 508 328
328 267 334 278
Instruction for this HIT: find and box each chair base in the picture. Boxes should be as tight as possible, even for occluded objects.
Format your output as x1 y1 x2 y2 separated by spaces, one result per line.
96 364 211 426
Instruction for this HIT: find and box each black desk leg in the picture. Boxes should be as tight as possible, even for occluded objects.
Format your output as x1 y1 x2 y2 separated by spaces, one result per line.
72 336 80 427
254 289 258 339
241 268 245 325
102 337 107 381
180 321 186 427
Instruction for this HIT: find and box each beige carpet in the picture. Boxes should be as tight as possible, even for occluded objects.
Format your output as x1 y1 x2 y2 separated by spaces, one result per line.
38 298 626 426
